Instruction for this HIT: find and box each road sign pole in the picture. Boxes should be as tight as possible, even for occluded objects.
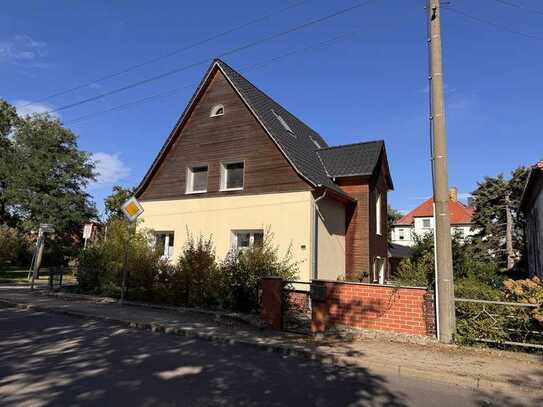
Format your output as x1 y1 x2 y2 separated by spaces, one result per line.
119 226 130 304
119 196 144 305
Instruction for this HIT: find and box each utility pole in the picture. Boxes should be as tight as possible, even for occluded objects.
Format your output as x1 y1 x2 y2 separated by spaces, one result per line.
427 0 456 343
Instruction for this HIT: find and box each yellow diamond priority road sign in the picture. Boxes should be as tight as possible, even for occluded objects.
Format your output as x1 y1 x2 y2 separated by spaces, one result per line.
121 196 144 222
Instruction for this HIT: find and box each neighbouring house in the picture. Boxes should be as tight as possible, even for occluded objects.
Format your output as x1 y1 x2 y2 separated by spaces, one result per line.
135 59 393 284
390 187 475 247
520 160 543 279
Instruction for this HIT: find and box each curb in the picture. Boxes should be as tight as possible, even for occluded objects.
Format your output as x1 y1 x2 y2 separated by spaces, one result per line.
38 291 266 330
0 298 539 394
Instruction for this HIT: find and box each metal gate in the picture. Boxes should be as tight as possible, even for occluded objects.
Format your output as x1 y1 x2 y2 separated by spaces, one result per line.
282 281 312 334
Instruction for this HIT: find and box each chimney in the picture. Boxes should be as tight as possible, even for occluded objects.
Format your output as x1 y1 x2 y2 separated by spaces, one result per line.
449 187 458 202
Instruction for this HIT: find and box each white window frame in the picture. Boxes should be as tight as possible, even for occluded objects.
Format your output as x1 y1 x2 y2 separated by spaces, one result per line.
220 160 245 191
155 231 174 259
376 193 382 236
210 104 224 117
231 229 264 251
422 218 431 229
185 164 208 194
398 228 405 240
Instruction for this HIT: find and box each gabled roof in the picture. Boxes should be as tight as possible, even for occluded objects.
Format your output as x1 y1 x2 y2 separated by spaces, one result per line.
520 160 543 213
317 141 393 188
395 198 474 226
318 141 383 177
136 59 390 200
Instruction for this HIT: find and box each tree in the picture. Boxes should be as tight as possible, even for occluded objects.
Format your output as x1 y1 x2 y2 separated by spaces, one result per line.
0 100 19 225
104 185 135 221
8 113 97 237
470 166 529 271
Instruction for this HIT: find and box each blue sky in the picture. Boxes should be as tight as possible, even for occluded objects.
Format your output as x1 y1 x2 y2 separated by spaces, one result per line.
1 0 542 216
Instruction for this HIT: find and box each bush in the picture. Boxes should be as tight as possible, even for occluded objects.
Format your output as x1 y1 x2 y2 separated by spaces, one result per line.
77 225 298 313
0 226 31 268
395 232 504 290
503 277 543 326
161 234 221 308
220 230 298 313
395 233 435 287
77 219 168 299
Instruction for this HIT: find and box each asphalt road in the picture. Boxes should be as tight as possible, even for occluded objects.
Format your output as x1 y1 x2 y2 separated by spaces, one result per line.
0 307 534 406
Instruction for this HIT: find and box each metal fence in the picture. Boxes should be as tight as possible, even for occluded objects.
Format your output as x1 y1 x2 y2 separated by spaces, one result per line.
282 281 311 334
455 298 543 350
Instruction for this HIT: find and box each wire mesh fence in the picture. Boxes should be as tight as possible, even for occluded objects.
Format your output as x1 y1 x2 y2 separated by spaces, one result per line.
455 298 543 350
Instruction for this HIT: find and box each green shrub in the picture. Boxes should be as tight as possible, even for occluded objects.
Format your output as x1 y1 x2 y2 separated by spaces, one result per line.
220 230 298 313
77 218 167 299
77 225 299 313
162 234 221 307
395 233 435 287
0 226 31 268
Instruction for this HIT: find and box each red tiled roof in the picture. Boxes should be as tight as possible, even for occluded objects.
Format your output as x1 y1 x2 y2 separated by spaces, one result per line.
396 198 474 226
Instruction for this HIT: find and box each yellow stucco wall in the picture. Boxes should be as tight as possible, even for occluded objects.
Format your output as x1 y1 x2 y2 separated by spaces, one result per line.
139 191 313 281
316 196 346 281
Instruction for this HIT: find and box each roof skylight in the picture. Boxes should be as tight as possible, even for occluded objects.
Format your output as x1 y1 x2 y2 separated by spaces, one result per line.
271 109 294 135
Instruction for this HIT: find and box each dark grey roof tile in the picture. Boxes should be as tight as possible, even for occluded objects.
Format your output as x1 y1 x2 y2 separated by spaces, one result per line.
317 141 384 178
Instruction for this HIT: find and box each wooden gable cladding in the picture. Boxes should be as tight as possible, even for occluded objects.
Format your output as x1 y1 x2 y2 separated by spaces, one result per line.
337 149 390 282
138 69 311 201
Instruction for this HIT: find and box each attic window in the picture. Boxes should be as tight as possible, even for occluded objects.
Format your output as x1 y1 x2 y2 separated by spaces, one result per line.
271 109 294 135
210 104 224 117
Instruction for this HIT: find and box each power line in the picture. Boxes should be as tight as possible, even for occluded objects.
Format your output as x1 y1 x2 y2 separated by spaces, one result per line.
46 0 376 115
20 0 309 108
444 6 543 39
66 31 359 126
489 0 543 17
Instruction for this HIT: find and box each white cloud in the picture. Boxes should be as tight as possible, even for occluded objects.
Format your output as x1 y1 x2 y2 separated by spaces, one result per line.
91 152 131 187
0 34 46 65
14 100 59 118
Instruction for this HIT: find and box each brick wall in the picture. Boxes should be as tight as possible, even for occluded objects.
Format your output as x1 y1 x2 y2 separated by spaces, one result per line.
312 280 436 336
286 290 310 312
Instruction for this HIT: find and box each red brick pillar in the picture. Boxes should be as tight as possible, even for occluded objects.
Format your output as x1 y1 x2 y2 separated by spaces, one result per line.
310 282 329 334
261 277 283 330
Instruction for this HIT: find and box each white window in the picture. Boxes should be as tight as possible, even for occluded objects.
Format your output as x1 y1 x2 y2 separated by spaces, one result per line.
155 232 174 258
372 257 385 284
220 161 244 191
399 229 405 240
186 165 208 193
232 230 264 251
376 193 382 236
210 104 224 117
422 218 431 229
455 227 465 238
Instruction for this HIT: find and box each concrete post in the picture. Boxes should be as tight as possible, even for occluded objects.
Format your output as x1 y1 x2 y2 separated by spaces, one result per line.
261 277 283 330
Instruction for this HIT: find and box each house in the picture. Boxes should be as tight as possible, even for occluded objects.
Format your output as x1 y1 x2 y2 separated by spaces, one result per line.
520 160 543 279
134 59 393 284
390 187 475 247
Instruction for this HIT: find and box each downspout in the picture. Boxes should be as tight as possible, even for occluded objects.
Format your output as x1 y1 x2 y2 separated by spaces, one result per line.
311 188 327 281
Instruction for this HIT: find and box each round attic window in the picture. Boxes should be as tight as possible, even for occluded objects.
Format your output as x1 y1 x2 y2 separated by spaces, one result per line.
210 104 224 117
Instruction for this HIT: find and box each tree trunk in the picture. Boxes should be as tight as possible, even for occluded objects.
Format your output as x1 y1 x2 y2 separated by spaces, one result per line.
505 194 514 270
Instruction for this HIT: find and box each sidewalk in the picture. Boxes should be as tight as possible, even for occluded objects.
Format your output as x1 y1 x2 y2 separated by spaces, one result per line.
1 287 541 396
